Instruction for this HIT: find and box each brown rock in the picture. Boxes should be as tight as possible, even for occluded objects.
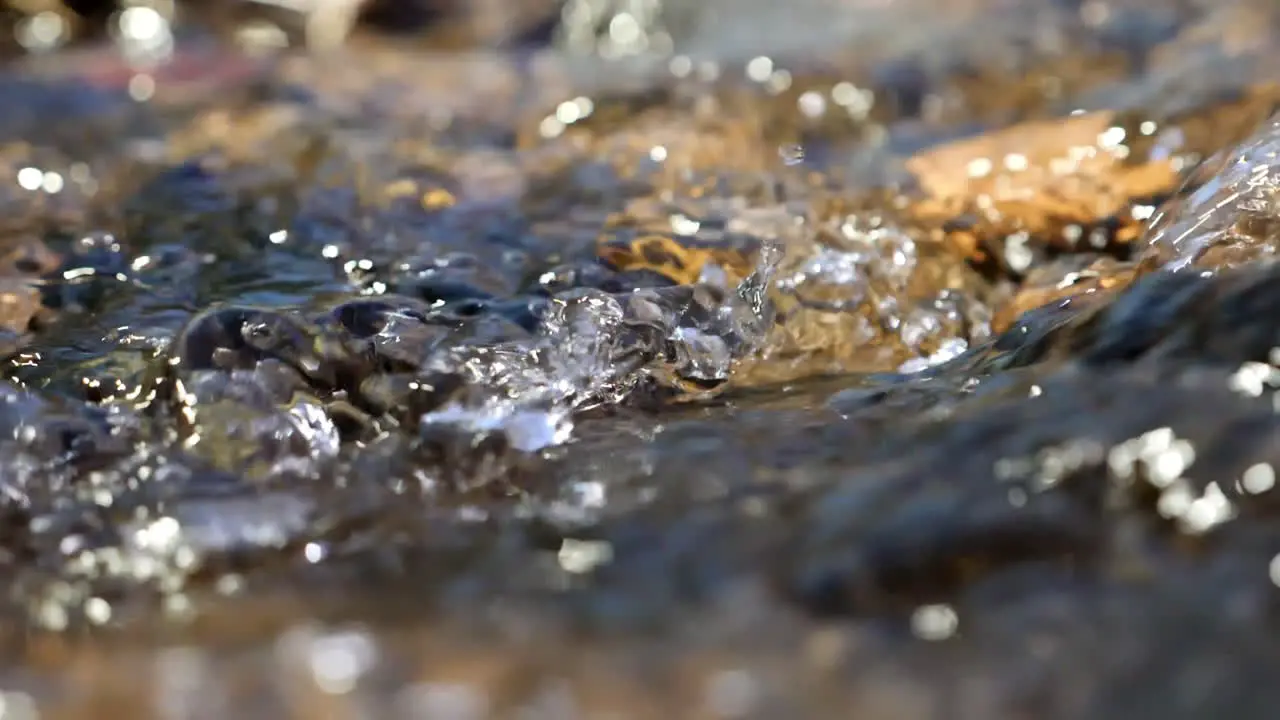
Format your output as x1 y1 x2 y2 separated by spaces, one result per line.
0 275 42 334
991 255 1137 333
0 235 61 277
906 111 1179 275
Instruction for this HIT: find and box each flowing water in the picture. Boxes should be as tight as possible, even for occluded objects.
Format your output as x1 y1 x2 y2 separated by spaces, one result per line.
2 0 1280 717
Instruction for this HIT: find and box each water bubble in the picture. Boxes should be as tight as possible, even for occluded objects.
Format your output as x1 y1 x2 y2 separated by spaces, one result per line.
671 326 733 383
778 144 806 166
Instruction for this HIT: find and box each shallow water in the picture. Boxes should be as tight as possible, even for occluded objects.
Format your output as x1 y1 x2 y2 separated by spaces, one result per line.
4 0 1280 718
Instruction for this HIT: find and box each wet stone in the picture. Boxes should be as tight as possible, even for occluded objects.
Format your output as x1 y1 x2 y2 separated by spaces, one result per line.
991 254 1136 333
0 276 41 334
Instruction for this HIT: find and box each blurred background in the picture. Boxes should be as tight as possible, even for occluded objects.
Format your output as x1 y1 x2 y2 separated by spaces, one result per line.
0 0 887 59
0 1 1260 88
0 0 1167 62
0 0 708 58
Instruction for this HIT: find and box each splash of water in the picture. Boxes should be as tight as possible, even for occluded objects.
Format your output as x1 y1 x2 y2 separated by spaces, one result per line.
1142 111 1280 271
418 242 783 452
